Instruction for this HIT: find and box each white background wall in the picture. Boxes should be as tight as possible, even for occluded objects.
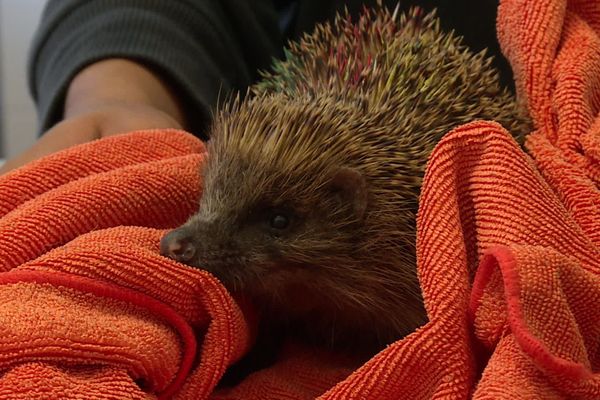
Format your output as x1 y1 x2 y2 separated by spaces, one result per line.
0 0 47 159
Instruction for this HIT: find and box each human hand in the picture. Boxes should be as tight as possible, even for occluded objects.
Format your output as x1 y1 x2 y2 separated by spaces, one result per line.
0 59 186 174
0 102 183 174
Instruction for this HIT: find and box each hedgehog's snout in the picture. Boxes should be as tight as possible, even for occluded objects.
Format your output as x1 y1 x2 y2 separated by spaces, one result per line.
160 227 197 264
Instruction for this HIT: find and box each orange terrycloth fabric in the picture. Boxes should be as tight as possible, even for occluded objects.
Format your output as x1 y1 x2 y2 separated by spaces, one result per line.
0 129 354 399
0 0 598 399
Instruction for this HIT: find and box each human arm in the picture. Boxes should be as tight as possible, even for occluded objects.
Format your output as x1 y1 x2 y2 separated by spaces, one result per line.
1 0 284 174
0 58 185 174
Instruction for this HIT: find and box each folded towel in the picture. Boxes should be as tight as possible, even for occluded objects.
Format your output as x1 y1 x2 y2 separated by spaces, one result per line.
0 0 598 398
0 130 352 399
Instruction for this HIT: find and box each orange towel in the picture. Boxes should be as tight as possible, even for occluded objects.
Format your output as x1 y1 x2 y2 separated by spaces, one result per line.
0 0 598 399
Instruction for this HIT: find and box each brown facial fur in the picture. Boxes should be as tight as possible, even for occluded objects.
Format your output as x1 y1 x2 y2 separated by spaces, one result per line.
163 6 531 353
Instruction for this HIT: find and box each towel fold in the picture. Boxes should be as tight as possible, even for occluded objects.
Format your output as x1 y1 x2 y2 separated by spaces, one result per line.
0 0 598 398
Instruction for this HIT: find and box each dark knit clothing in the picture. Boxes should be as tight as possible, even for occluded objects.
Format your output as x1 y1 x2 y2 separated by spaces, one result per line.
29 0 507 139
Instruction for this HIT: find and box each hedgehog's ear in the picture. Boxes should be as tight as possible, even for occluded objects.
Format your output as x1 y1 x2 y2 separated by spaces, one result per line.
330 167 367 220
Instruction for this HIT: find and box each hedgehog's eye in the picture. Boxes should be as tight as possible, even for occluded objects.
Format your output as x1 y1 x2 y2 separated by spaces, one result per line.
269 213 289 230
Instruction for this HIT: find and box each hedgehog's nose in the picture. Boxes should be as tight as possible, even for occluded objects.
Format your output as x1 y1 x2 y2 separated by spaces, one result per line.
160 228 196 263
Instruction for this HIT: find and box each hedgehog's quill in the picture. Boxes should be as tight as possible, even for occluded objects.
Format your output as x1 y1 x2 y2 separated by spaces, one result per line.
161 5 530 353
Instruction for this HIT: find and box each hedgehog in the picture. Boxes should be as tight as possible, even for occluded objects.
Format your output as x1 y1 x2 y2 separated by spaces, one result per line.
160 5 530 353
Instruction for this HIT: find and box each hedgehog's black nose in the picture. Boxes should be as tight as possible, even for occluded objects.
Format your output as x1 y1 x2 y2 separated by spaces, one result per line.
160 228 196 263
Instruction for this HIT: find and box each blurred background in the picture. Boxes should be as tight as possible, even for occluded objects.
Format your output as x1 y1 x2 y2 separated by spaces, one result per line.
0 0 46 161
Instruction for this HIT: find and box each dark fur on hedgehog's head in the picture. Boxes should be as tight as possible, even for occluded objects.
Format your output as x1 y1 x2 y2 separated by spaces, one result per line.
160 93 427 350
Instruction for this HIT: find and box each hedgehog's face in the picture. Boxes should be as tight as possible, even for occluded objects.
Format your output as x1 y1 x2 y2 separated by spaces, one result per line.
160 153 368 306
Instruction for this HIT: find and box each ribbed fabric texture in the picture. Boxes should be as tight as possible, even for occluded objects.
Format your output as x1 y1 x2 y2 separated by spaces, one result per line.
2 0 599 398
0 130 255 399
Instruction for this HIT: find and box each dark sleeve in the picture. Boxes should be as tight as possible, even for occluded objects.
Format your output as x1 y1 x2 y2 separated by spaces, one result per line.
27 0 285 138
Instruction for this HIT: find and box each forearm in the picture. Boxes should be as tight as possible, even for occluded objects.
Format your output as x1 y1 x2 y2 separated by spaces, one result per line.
28 0 284 136
64 58 186 128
